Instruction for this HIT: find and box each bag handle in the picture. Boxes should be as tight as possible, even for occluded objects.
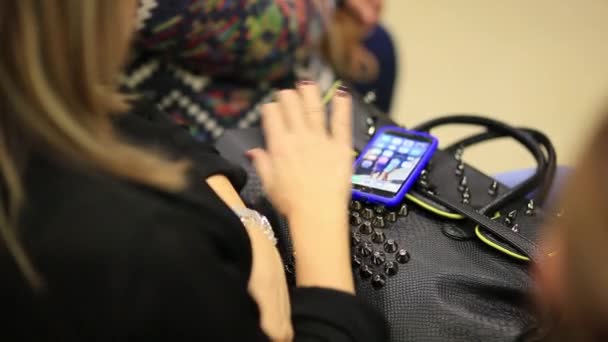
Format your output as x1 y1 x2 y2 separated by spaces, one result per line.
413 115 551 261
413 115 548 216
444 128 556 207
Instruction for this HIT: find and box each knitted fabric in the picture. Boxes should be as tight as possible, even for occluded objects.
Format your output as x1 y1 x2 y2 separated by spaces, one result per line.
126 0 334 141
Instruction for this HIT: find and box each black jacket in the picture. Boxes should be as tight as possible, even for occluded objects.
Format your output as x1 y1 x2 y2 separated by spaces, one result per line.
2 101 386 341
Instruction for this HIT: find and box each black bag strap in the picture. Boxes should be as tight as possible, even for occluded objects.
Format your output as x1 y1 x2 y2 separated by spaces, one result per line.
413 115 551 262
421 191 543 261
444 128 556 207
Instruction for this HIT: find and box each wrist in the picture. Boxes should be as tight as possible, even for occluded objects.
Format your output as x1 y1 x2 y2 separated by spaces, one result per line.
287 196 349 220
287 204 349 238
287 207 354 294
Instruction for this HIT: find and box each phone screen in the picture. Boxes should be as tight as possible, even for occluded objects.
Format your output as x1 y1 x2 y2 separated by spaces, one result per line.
352 131 434 198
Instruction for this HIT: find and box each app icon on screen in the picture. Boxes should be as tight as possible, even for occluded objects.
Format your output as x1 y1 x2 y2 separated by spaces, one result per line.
409 148 424 157
391 137 404 145
398 146 411 154
377 156 390 165
388 160 400 169
401 140 415 148
369 148 382 155
381 135 391 142
401 161 414 168
414 142 430 150
382 150 394 157
374 141 386 149
361 160 373 168
387 145 398 151
365 154 378 161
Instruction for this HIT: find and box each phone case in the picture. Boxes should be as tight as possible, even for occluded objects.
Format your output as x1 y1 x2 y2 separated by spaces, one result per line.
352 126 438 207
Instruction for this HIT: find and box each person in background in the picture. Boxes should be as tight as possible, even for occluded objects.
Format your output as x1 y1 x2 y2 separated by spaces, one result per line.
530 110 608 341
127 0 396 141
0 1 386 340
331 0 396 113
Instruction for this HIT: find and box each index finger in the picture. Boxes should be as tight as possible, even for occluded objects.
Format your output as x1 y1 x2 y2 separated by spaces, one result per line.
297 82 326 133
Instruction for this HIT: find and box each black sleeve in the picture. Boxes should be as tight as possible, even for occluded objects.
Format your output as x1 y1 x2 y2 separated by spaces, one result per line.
114 98 248 190
125 218 270 341
291 288 388 342
125 216 386 341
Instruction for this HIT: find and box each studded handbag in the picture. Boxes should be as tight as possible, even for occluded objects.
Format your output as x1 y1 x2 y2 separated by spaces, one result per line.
215 91 556 341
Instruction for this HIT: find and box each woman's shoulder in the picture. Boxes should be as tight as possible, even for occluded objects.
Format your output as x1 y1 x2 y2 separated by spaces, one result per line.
11 156 260 340
20 155 250 268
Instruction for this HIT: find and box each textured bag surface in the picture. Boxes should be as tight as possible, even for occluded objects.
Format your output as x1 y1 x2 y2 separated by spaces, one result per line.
215 93 555 341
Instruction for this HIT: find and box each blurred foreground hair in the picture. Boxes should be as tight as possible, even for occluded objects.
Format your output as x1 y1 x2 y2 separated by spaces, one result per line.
0 0 188 290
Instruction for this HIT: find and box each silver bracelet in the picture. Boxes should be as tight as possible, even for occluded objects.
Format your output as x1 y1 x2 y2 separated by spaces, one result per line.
232 208 277 245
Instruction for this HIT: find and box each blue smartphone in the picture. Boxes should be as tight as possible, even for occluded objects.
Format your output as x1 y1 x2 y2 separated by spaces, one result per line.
351 126 438 206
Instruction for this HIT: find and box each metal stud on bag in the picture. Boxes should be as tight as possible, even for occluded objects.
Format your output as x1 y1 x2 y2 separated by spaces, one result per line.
505 211 518 227
455 162 465 176
372 216 386 228
384 261 399 276
362 208 374 220
398 204 409 217
372 229 386 243
511 224 520 233
458 176 468 192
350 212 362 226
351 232 362 246
352 255 362 268
488 181 499 197
395 249 410 264
384 239 399 253
525 200 535 216
418 179 431 190
420 169 429 180
372 251 386 265
371 274 387 289
359 221 373 235
360 265 373 279
454 147 464 162
358 242 373 257
363 91 377 104
365 115 377 137
375 205 386 215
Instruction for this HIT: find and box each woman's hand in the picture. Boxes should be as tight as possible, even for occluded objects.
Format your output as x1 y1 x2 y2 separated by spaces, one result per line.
246 222 294 342
248 83 353 219
206 175 293 341
248 83 355 293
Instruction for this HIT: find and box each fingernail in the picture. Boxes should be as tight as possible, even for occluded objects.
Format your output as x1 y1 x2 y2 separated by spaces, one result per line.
245 149 256 160
336 85 350 97
296 80 316 87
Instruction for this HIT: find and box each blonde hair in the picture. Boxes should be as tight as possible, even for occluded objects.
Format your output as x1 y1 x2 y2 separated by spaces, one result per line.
0 0 188 290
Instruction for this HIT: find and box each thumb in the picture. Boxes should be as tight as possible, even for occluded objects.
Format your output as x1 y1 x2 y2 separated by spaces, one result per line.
247 148 275 193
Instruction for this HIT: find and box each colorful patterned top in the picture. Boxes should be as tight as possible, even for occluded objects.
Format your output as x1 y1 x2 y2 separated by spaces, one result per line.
126 0 336 141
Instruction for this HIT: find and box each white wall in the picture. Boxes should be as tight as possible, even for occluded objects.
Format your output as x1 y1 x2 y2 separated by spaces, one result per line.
383 0 608 173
